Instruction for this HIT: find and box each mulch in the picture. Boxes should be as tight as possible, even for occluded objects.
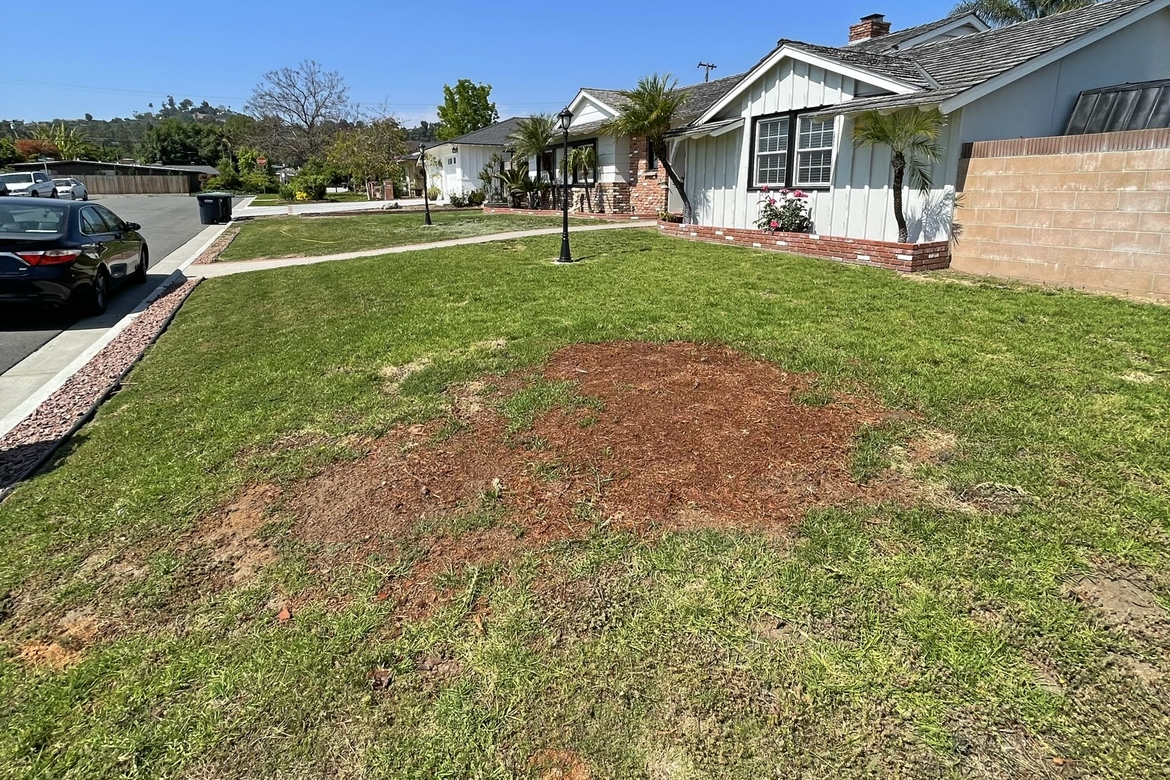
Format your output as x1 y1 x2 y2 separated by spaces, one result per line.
276 341 906 618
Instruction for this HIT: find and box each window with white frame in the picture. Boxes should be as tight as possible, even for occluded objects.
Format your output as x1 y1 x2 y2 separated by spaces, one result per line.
753 116 789 187
795 116 834 186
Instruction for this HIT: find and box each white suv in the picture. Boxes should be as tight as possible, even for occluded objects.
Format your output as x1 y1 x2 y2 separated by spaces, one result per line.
0 171 58 197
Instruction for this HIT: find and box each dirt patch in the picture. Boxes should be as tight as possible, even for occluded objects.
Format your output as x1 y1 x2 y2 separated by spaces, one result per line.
286 342 910 617
188 484 281 585
17 642 81 669
529 749 594 780
1063 575 1169 640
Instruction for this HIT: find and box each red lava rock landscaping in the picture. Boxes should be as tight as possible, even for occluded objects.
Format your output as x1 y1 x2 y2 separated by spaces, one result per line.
190 225 239 265
272 341 906 617
0 278 200 492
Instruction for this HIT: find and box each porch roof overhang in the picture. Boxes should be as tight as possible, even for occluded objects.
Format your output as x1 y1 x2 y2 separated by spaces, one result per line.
665 117 744 141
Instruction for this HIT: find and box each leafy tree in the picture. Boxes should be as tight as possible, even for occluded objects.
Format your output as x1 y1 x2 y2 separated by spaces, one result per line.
606 74 693 223
436 80 499 142
952 0 1093 26
246 60 351 165
326 118 408 196
15 139 60 161
37 123 95 160
567 145 598 211
405 121 440 143
0 138 19 166
852 108 947 243
137 119 223 165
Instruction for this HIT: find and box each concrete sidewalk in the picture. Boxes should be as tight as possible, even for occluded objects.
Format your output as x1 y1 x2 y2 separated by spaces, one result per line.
194 221 654 278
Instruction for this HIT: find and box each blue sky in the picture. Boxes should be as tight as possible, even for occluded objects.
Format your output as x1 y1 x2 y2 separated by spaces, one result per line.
5 1 954 123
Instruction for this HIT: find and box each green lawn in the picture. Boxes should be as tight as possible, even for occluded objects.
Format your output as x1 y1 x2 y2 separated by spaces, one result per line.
1 230 1168 779
219 211 584 261
247 191 375 206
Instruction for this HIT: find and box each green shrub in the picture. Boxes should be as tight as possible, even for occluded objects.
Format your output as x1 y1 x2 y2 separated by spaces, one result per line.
448 192 469 207
278 184 296 201
291 173 327 200
467 189 486 207
427 186 441 202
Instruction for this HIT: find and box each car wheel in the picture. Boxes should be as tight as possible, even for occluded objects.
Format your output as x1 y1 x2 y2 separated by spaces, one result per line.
81 192 89 201
29 191 38 197
87 270 109 316
133 247 149 284
49 190 59 199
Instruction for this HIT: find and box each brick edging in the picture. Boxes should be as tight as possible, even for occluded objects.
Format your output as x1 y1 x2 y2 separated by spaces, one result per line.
656 221 950 272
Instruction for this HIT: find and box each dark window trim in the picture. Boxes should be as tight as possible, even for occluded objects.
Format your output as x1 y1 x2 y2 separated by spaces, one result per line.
646 139 658 170
747 105 836 192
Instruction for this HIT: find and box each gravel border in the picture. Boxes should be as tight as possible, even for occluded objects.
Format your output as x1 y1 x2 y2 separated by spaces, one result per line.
190 225 240 265
0 277 201 497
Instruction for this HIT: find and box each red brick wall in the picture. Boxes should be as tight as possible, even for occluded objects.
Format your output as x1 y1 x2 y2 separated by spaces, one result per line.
628 136 668 216
657 221 951 272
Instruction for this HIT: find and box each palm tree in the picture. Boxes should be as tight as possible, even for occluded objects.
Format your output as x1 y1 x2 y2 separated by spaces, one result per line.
507 115 556 179
852 108 947 244
566 145 598 211
605 74 694 223
495 163 535 208
952 0 1094 26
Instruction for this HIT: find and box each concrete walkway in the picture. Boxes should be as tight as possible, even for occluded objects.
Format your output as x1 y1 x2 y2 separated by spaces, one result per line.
194 221 654 278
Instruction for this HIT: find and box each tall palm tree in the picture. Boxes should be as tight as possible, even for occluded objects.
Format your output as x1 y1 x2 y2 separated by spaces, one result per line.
507 115 556 179
852 108 947 243
952 0 1094 26
605 74 693 223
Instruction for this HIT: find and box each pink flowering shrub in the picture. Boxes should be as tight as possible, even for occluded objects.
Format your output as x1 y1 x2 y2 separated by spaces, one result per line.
755 188 811 233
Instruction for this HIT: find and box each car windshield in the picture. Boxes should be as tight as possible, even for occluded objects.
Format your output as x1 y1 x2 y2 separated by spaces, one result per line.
0 202 70 234
0 173 34 184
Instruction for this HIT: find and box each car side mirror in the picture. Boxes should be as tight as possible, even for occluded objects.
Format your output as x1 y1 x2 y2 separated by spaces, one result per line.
125 222 141 231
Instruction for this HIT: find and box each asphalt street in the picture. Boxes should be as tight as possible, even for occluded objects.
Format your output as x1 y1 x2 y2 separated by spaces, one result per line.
0 194 210 374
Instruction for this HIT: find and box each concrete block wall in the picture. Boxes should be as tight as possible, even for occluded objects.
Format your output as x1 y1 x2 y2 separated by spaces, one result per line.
954 129 1170 299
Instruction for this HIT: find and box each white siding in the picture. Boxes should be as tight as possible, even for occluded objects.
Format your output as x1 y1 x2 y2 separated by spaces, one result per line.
959 10 1170 142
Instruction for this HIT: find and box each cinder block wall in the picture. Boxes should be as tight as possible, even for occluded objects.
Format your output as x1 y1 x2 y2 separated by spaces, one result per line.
954 129 1170 299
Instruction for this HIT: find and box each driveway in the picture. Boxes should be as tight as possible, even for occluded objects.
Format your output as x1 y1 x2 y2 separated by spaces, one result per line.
0 194 208 374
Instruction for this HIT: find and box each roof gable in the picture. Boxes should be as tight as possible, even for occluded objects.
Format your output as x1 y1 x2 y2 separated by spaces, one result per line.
444 117 529 146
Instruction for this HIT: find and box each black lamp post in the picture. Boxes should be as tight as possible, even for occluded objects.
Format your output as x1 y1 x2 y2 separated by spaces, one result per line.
556 108 573 263
418 143 433 226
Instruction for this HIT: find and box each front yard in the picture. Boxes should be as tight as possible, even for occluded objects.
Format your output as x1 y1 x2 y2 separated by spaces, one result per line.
1 229 1168 778
220 211 583 261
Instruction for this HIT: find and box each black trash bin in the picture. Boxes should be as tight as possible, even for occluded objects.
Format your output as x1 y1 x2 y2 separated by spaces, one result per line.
196 193 220 225
196 192 233 225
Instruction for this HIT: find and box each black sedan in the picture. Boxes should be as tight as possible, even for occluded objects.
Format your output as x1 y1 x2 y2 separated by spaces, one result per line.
0 197 149 315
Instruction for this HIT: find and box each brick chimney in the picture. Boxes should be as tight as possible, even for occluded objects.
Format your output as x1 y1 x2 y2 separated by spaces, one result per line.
849 13 891 44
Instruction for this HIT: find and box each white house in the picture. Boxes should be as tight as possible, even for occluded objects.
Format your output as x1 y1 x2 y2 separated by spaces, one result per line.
424 118 526 199
664 0 1170 243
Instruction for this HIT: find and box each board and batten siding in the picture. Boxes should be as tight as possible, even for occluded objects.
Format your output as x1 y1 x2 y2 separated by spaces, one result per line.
681 57 960 242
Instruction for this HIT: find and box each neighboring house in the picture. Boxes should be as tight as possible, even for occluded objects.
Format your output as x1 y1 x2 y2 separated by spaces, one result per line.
552 74 746 215
661 0 1170 243
424 118 527 199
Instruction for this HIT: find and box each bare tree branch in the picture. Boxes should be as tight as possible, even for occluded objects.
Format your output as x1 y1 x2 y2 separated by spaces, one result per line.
245 60 352 165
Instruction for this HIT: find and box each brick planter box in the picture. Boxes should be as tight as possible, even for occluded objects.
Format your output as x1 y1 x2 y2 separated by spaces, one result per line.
657 221 951 273
483 206 658 222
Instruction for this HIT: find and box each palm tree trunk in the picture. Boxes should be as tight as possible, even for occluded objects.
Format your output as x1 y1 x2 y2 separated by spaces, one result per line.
656 141 693 224
892 151 908 243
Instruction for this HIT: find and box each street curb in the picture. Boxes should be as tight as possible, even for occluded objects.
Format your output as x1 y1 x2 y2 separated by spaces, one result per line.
0 276 201 501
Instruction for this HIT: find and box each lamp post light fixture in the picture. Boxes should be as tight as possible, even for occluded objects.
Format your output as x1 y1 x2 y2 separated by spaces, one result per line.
556 108 574 263
418 143 433 226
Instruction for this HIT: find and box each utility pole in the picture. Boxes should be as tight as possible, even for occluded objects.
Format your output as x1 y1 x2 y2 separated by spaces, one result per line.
697 62 717 82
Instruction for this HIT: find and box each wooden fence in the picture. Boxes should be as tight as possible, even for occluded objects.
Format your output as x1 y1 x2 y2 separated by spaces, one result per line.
74 175 191 195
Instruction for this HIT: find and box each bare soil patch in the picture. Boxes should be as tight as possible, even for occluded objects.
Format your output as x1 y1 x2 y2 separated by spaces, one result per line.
285 342 909 616
1063 574 1170 642
187 484 281 586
